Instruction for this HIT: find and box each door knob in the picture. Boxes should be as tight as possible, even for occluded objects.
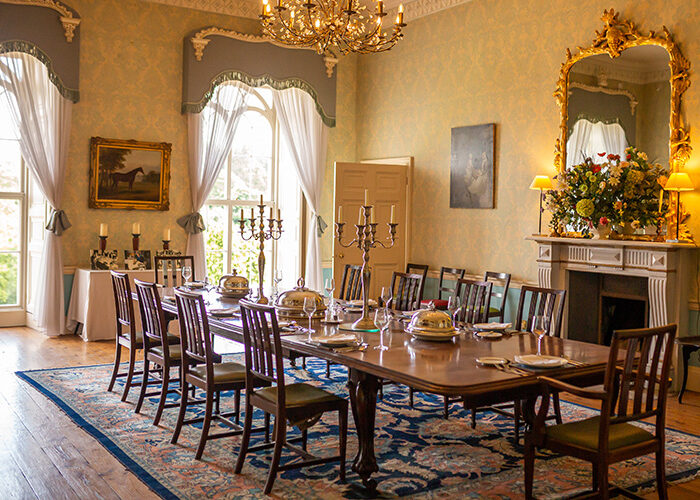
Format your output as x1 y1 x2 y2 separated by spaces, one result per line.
336 253 344 259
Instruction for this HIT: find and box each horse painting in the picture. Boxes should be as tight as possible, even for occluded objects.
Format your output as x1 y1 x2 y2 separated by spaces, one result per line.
110 167 144 191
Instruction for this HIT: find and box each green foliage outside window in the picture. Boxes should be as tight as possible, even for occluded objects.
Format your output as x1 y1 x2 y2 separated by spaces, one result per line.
0 253 18 305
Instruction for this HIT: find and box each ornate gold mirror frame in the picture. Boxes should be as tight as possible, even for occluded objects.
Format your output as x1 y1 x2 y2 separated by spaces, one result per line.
554 8 691 174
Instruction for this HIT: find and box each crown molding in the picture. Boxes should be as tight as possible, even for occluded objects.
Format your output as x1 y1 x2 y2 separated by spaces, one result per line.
0 0 80 42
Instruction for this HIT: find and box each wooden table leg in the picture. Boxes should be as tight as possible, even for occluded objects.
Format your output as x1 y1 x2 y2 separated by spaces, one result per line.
347 368 379 492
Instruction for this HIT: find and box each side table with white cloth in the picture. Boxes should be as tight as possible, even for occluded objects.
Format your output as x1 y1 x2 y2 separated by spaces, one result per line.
66 268 157 341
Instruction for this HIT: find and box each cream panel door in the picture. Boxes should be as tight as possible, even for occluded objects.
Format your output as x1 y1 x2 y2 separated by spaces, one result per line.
333 162 410 300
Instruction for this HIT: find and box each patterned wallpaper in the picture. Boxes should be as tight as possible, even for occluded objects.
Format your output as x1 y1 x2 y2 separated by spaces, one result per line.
61 0 259 267
350 0 700 284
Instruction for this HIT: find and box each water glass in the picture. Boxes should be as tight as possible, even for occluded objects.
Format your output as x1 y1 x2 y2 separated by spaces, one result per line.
374 308 390 351
447 294 462 324
380 286 392 309
531 315 550 356
181 265 192 285
303 297 317 341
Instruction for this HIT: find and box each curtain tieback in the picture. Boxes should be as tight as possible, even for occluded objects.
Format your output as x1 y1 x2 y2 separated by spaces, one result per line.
46 209 71 236
315 214 327 237
177 212 206 234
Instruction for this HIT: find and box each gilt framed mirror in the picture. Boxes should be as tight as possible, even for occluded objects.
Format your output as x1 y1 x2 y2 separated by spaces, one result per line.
554 9 691 174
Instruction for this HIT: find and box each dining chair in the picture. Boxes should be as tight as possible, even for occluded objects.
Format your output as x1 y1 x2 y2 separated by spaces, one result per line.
390 271 425 311
525 324 677 500
133 279 187 426
154 255 195 288
107 271 149 401
483 271 511 323
418 278 492 417
171 289 270 459
235 300 348 495
339 264 364 301
406 263 428 305
420 266 465 310
675 335 700 403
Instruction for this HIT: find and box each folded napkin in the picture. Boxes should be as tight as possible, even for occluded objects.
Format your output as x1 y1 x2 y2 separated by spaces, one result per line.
346 299 378 308
473 322 512 331
209 307 239 316
514 354 567 367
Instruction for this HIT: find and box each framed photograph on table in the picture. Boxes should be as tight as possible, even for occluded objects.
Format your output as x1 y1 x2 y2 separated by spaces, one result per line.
124 250 152 270
449 123 496 209
89 137 171 210
90 250 118 270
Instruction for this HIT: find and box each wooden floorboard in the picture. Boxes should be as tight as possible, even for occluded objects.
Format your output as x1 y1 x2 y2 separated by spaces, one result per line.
1 326 699 499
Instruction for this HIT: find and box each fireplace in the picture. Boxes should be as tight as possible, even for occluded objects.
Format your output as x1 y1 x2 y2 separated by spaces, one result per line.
568 271 647 345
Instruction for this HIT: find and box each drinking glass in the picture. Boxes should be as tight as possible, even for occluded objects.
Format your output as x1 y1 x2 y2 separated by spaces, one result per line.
273 269 283 299
447 294 462 324
380 286 392 309
303 297 317 341
181 265 192 285
324 277 336 314
531 315 550 356
374 308 390 351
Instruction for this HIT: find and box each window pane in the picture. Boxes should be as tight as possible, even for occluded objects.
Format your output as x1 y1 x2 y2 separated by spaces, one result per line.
208 164 227 200
203 204 228 281
276 142 302 289
230 111 273 201
0 252 19 305
0 199 21 251
0 139 21 191
0 91 19 141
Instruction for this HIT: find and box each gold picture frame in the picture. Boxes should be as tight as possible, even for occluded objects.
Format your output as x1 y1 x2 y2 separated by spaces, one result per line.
89 137 171 210
553 8 691 174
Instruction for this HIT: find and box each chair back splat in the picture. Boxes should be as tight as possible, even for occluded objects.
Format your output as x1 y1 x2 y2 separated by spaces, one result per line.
154 255 195 288
455 279 492 324
515 285 566 337
111 271 136 336
390 271 424 311
134 279 169 352
175 290 215 369
339 264 365 301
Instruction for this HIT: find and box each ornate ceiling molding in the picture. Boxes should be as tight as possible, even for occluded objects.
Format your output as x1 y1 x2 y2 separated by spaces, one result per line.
191 26 338 77
0 0 80 42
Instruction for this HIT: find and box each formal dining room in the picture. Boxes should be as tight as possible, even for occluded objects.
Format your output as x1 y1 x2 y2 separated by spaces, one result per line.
1 0 700 498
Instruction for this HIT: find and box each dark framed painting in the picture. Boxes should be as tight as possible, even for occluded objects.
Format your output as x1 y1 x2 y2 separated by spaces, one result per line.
449 123 495 209
89 137 171 210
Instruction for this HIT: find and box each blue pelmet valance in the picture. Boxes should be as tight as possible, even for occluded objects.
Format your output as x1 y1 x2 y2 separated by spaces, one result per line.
182 28 337 127
0 2 80 102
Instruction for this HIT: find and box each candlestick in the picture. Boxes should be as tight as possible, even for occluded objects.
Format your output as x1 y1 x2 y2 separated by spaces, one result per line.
335 205 399 331
240 204 283 304
132 233 140 252
99 236 107 252
162 240 170 251
99 223 108 237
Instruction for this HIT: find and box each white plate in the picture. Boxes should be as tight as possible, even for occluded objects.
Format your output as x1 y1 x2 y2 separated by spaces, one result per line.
475 330 503 338
476 356 508 366
347 299 378 307
315 334 358 346
473 322 512 331
184 281 206 289
210 307 239 317
410 331 459 342
514 354 569 368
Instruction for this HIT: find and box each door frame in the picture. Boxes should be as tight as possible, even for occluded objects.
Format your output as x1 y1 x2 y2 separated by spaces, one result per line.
360 156 414 267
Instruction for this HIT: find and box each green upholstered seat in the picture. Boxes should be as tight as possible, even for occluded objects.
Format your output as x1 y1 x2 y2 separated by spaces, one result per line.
190 362 246 383
151 344 181 359
256 383 342 408
545 416 654 451
488 306 500 315
120 332 180 347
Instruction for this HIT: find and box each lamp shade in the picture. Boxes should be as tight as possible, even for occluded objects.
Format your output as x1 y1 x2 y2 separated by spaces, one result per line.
664 172 694 192
529 175 553 190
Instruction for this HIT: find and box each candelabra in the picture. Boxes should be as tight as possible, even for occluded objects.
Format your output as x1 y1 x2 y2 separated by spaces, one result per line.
239 198 283 304
335 205 398 331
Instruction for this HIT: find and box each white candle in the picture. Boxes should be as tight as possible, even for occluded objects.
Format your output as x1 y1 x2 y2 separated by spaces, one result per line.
338 206 343 223
260 194 264 206
390 205 396 223
370 207 376 223
240 208 244 221
99 223 108 237
132 223 140 234
364 189 369 206
358 207 363 225
277 208 281 220
163 228 170 240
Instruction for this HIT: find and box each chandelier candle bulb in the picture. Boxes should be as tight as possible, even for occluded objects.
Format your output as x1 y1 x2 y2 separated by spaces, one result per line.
377 0 383 14
397 3 404 24
99 223 108 237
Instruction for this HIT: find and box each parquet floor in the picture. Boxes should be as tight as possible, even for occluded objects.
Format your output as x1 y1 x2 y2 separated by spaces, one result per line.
0 326 698 499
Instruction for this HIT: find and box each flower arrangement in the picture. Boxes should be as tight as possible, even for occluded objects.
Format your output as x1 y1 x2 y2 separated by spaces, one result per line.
545 147 668 237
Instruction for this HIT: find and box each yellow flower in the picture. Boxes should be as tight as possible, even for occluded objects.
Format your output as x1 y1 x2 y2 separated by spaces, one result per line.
576 199 595 218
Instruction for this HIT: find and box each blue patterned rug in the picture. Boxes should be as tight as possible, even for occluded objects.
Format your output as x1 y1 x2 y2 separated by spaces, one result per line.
16 355 700 499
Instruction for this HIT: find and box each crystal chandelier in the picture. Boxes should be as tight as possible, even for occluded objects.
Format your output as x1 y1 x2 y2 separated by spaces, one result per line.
260 0 407 55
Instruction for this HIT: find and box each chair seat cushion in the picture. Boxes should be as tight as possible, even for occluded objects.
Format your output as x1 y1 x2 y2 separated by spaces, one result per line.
190 362 246 383
256 383 342 408
545 416 654 451
488 306 500 315
420 299 448 310
121 332 180 348
151 344 181 359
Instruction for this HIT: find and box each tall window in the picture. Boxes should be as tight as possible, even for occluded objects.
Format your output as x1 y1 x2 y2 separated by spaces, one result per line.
203 87 302 291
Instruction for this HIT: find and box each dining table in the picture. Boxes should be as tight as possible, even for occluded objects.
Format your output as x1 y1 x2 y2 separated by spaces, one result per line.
150 289 614 492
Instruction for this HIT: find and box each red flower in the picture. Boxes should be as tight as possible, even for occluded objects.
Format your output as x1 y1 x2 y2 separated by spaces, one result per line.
597 152 606 157
607 154 620 162
626 154 632 160
599 217 609 226
592 165 602 173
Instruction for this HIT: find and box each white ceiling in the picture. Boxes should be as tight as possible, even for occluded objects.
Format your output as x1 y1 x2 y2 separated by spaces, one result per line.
142 0 472 22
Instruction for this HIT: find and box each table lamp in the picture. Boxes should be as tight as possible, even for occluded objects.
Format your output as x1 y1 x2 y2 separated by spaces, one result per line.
529 175 553 235
664 172 694 242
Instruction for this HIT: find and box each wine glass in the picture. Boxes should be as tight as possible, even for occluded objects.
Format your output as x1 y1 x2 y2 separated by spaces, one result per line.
324 277 336 313
531 315 550 356
273 269 283 299
380 286 392 309
181 265 192 286
303 297 317 341
447 294 462 325
374 308 390 351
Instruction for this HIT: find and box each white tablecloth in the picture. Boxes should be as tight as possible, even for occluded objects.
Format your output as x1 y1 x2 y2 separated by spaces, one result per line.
66 268 157 342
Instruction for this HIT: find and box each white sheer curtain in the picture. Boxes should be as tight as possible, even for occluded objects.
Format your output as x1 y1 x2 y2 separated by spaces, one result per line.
273 87 328 291
178 81 249 279
567 119 628 168
0 52 72 336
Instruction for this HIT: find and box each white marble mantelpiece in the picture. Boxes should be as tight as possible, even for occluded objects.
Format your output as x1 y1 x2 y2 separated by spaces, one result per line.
528 235 698 389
